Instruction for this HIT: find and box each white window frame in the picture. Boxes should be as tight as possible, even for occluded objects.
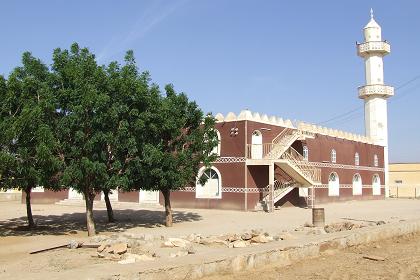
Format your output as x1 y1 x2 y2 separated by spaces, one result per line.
328 172 340 196
374 154 379 167
372 174 381 195
196 166 222 199
355 152 360 166
303 146 309 161
251 130 263 159
331 149 337 163
211 129 221 156
352 173 363 195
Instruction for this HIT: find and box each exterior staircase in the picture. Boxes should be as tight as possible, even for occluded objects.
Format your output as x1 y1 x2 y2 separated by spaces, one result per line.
275 147 321 186
254 180 296 211
264 128 301 159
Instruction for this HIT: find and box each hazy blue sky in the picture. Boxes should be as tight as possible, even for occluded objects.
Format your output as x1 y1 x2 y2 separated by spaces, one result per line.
1 1 419 162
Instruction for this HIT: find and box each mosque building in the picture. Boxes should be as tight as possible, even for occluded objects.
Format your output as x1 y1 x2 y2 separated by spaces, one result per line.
28 11 394 210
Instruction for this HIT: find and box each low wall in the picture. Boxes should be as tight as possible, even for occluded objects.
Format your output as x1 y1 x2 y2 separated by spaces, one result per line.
389 185 420 198
132 219 420 280
0 192 21 202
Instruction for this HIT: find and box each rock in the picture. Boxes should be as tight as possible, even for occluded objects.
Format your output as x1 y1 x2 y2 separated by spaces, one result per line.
200 237 228 246
125 253 155 262
251 234 271 243
363 255 386 261
118 258 135 264
108 254 122 261
227 234 241 242
163 241 175 248
111 243 128 255
186 233 197 242
186 245 197 254
170 250 189 258
90 235 109 243
97 252 105 258
324 222 363 233
97 244 107 252
241 233 252 241
168 238 190 248
128 239 146 248
376 221 386 226
251 229 262 237
233 240 248 248
277 233 296 240
68 240 81 249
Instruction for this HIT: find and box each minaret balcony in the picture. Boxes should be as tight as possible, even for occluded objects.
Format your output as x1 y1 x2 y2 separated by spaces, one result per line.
358 84 394 99
357 41 390 57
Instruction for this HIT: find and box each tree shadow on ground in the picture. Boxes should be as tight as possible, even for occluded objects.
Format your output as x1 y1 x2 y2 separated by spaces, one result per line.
0 209 202 237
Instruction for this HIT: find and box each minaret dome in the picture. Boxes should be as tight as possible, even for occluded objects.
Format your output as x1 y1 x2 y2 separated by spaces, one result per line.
364 9 382 41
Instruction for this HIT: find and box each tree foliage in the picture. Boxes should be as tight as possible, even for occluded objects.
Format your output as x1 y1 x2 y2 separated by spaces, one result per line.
0 43 218 234
0 53 61 228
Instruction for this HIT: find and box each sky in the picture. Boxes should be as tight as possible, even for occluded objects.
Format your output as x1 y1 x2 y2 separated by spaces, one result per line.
1 0 419 163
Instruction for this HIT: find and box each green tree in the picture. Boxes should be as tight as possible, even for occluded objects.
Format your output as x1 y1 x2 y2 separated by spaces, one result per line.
132 84 218 227
52 43 110 235
0 53 61 228
99 50 165 223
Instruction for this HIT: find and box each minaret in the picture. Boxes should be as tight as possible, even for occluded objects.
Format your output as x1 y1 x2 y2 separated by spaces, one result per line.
357 9 394 197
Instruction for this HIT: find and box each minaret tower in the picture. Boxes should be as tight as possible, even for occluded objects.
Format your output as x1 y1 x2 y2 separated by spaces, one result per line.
357 9 394 196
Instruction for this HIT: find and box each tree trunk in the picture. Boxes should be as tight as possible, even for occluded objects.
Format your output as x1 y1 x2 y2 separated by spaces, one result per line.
103 190 115 223
84 190 96 236
25 187 35 228
162 189 173 227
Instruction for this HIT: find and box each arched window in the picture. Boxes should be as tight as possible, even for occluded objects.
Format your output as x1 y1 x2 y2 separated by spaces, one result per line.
331 149 337 163
196 167 222 199
211 129 221 156
374 154 379 167
251 130 262 159
328 172 339 196
303 146 309 161
352 174 362 195
372 174 381 195
355 152 360 166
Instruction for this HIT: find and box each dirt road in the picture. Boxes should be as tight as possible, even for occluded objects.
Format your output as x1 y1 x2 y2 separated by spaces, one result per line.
202 233 420 280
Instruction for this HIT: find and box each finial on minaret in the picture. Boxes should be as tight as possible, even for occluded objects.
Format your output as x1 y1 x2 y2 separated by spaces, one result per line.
370 8 374 19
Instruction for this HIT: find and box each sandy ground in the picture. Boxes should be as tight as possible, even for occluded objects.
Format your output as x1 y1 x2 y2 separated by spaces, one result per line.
1 199 420 279
201 232 420 280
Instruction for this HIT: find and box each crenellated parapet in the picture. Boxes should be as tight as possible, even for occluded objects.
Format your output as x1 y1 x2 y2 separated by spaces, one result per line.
215 110 296 128
214 110 376 145
297 121 375 144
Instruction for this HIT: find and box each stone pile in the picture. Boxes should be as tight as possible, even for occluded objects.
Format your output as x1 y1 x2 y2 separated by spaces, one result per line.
324 222 365 233
89 234 157 264
162 229 276 253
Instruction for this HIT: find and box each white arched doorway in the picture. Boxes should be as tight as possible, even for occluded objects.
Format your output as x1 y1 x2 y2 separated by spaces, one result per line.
352 174 362 195
328 172 339 196
251 130 262 159
372 174 381 195
196 167 222 199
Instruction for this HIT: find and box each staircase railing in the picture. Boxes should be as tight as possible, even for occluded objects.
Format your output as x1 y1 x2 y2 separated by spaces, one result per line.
281 147 321 183
246 128 302 159
261 180 296 212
